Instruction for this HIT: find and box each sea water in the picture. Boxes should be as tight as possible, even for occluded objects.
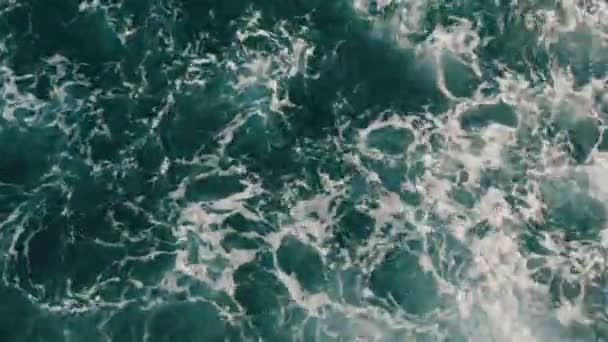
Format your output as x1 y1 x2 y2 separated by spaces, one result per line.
0 0 607 341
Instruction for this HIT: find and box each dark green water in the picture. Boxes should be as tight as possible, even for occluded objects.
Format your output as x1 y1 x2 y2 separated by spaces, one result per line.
0 0 607 341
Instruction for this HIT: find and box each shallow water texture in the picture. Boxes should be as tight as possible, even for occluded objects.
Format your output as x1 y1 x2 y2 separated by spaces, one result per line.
1 0 608 341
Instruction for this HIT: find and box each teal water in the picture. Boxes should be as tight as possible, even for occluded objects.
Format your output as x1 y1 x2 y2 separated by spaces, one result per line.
0 0 607 341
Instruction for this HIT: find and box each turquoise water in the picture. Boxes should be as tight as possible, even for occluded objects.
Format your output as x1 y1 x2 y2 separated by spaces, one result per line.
0 0 607 341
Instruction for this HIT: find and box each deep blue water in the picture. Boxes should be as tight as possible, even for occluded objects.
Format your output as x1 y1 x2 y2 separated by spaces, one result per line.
0 0 608 341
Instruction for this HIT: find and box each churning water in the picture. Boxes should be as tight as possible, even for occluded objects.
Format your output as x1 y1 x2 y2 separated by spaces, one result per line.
0 0 607 341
